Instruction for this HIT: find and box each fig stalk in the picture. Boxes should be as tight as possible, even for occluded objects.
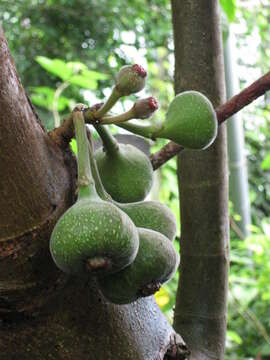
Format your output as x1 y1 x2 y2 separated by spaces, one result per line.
95 124 119 154
98 97 158 125
72 105 99 200
93 64 147 119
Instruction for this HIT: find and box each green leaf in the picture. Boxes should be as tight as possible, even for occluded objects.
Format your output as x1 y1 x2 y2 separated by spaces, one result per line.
261 153 270 170
227 330 243 345
69 74 98 89
230 253 253 265
30 86 71 111
70 139 77 154
36 57 108 88
81 69 108 81
220 0 236 22
36 56 73 80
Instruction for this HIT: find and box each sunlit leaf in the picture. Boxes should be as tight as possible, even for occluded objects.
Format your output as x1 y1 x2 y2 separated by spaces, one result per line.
36 56 73 80
155 287 170 308
69 74 98 89
70 139 77 155
227 330 243 345
220 0 237 22
30 86 71 111
261 153 270 170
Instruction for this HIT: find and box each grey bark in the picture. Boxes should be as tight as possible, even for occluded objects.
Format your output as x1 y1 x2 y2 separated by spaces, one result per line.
171 1 230 359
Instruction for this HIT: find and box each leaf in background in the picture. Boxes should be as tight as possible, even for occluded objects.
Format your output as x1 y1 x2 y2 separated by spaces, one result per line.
70 139 77 155
227 330 243 345
155 287 170 308
36 56 73 80
220 0 236 22
68 74 98 89
67 62 88 73
36 57 108 89
30 86 71 111
261 153 270 170
230 252 253 266
69 68 108 89
81 69 108 81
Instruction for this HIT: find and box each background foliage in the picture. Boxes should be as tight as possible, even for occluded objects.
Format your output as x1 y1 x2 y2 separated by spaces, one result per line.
1 1 270 358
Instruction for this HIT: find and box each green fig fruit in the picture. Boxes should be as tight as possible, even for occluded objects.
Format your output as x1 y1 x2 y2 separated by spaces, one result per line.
156 91 217 149
95 125 153 203
50 107 139 276
117 91 218 150
118 201 177 241
88 136 177 241
98 228 180 304
50 198 139 275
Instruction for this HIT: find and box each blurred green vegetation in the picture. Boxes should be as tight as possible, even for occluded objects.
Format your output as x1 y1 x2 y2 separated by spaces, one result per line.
1 1 270 358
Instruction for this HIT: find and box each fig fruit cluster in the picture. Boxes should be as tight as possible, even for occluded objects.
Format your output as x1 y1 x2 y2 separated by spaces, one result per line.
49 64 218 305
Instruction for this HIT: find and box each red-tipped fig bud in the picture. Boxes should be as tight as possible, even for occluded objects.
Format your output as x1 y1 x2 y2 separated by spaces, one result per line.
116 64 147 96
133 97 159 119
132 64 147 77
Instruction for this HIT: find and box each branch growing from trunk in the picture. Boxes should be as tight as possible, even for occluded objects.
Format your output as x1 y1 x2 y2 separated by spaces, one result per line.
49 71 270 167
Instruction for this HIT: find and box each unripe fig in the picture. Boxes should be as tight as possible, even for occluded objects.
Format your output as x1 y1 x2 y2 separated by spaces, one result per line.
50 107 139 275
98 228 180 304
116 64 147 96
50 198 139 275
95 126 153 203
88 135 177 240
118 201 177 241
118 91 218 150
156 91 218 149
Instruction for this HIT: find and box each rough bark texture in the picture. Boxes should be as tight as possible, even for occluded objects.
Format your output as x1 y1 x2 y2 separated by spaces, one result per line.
171 1 229 359
0 278 188 360
0 26 188 359
0 26 75 316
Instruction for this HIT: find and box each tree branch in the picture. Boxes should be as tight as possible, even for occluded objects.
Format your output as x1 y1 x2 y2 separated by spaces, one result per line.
49 71 270 168
216 70 270 124
151 71 270 169
150 143 184 170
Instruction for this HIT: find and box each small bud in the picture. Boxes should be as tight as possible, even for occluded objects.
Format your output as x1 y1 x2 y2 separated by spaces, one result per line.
133 97 159 119
116 64 147 96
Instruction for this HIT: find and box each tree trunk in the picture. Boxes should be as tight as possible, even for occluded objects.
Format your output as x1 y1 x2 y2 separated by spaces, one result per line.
171 1 229 359
0 26 188 359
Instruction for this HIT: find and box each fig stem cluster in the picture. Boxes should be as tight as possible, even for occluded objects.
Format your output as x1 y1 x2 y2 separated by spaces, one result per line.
49 63 219 305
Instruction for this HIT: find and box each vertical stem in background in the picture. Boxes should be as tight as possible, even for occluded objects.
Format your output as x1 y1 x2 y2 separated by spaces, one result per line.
224 29 251 238
171 1 229 359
